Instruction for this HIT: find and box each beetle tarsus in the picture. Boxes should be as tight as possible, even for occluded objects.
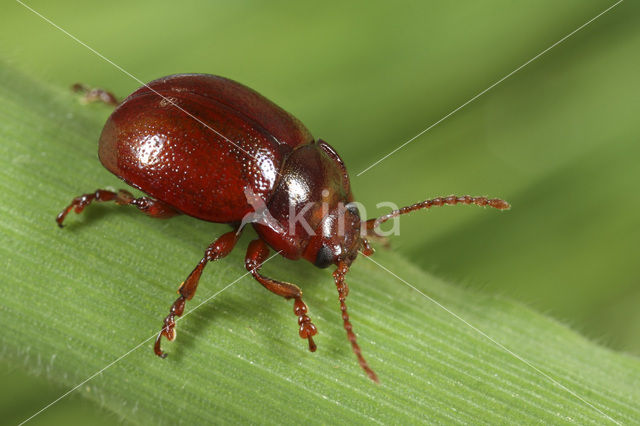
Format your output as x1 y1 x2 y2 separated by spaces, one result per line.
154 297 183 358
294 297 318 351
56 189 179 227
154 331 168 358
56 212 67 228
72 83 119 106
56 189 120 227
153 230 240 358
246 239 319 352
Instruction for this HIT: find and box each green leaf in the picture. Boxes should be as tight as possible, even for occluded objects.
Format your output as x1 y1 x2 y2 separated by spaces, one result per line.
1 62 639 424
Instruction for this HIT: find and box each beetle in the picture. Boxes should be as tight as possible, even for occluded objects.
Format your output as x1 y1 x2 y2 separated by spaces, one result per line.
58 74 509 382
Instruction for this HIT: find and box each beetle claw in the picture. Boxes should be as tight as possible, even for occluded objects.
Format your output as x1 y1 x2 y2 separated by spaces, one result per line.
307 336 317 352
154 331 168 358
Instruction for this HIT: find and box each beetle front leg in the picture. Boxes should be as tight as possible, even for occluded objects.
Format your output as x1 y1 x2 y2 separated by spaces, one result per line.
154 229 240 358
245 239 318 352
56 189 179 227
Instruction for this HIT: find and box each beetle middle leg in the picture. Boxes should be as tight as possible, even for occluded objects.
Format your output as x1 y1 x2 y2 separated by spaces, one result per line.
154 229 240 358
245 239 318 352
56 189 179 227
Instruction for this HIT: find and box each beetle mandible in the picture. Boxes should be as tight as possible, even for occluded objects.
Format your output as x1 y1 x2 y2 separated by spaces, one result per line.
58 74 509 382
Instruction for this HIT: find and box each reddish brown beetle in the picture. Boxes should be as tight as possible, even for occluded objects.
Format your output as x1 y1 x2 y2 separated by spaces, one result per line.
58 74 509 382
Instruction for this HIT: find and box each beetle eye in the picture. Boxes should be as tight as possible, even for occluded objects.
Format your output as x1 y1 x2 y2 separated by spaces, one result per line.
314 244 334 269
346 203 360 218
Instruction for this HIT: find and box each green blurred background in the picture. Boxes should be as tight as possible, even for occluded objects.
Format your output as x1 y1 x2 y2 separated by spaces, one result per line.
2 0 638 423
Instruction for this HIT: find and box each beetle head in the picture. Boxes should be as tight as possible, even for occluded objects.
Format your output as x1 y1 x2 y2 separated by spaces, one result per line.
302 201 366 268
256 139 374 267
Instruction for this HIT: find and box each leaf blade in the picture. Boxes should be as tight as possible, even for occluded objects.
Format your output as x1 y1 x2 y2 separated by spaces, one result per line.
1 61 639 425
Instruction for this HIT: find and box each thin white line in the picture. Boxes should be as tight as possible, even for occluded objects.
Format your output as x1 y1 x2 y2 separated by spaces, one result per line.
361 253 621 425
15 0 271 173
14 2 286 422
18 335 156 426
15 0 623 422
356 0 624 177
19 251 281 425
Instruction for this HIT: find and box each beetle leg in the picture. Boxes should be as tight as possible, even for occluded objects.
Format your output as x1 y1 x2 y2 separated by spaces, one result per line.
244 239 318 352
154 230 240 358
71 83 119 106
56 189 179 227
360 238 375 257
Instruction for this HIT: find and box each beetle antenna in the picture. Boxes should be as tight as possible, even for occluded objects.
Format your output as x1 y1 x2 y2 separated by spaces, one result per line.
365 195 509 235
334 262 379 382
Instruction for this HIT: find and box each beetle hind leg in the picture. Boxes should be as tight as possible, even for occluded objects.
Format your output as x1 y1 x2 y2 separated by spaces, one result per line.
56 189 179 227
245 239 318 352
71 83 119 106
154 230 240 358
